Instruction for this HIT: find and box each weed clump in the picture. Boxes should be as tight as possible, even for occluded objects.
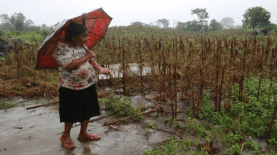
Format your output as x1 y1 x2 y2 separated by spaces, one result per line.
98 92 143 121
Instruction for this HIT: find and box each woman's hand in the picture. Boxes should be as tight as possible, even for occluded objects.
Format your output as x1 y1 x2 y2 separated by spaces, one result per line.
100 68 111 74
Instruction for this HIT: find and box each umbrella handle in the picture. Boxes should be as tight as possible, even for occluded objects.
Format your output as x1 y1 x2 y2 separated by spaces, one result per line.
83 46 88 52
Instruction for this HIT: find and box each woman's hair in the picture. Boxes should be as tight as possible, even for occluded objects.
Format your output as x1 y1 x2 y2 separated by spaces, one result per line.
65 21 87 41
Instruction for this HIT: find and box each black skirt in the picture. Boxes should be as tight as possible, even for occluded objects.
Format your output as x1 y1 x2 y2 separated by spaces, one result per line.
58 84 101 123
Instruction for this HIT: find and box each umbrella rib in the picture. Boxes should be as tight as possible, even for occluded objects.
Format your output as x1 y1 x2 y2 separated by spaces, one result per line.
88 32 104 39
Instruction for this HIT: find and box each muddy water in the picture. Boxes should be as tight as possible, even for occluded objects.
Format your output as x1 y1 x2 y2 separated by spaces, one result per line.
0 92 184 155
98 63 161 80
0 86 276 154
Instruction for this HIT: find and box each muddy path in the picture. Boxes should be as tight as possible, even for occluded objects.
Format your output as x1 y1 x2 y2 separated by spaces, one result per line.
0 86 275 155
0 87 185 155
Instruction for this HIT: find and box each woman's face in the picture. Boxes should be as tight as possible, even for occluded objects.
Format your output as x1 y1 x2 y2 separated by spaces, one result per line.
72 30 88 46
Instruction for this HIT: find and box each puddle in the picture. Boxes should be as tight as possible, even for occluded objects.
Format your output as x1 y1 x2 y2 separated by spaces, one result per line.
0 86 276 155
0 90 180 155
98 63 160 80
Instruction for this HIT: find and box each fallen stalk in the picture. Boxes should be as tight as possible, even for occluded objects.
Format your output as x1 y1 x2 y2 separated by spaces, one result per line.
89 113 114 122
26 99 59 110
109 125 118 130
239 141 244 155
163 111 186 113
156 127 183 139
104 109 157 125
26 104 44 110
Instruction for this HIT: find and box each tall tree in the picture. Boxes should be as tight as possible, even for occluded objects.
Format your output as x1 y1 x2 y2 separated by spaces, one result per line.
0 14 16 31
210 19 217 31
176 21 186 31
191 8 209 31
41 23 50 30
149 20 162 28
14 13 26 23
191 20 201 31
130 21 144 27
220 17 235 29
210 19 223 31
176 21 197 31
15 20 24 31
0 12 31 31
186 21 192 31
157 18 170 29
24 19 34 27
265 23 277 31
242 6 271 34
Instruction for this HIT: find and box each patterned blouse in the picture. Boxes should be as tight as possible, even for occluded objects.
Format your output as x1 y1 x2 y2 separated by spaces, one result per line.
52 42 98 90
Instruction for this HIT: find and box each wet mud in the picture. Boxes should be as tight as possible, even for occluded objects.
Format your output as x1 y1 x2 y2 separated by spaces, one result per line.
0 90 183 155
0 86 275 155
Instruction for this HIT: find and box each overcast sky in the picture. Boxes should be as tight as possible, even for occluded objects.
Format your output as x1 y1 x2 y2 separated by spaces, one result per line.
1 0 277 28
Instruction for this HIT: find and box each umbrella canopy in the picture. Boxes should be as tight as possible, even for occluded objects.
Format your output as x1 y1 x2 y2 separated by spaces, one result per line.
35 8 112 70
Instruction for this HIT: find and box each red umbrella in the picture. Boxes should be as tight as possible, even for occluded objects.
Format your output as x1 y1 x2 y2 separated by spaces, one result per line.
35 8 112 70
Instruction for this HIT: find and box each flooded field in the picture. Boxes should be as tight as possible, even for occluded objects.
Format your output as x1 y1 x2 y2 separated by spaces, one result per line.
99 63 154 80
0 90 182 155
0 84 276 155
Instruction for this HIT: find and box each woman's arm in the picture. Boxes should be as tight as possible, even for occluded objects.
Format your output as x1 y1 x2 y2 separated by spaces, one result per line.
66 56 89 71
89 58 111 74
89 58 102 71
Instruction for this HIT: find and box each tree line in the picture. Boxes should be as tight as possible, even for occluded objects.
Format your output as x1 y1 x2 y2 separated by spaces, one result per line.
0 12 59 32
129 7 277 34
1 6 276 35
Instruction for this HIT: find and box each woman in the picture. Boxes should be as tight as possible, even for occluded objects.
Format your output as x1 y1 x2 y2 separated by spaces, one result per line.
52 21 111 150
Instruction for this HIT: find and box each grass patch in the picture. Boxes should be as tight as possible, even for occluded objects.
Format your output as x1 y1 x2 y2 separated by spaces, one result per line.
143 120 158 130
143 137 207 155
143 128 151 136
98 92 144 121
0 97 18 110
41 98 51 107
199 73 277 145
143 75 277 154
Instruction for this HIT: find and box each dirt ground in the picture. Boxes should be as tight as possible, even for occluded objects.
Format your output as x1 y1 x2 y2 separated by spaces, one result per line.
0 86 274 155
0 88 190 155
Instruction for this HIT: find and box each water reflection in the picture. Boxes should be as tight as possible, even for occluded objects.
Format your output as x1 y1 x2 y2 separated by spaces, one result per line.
99 63 166 80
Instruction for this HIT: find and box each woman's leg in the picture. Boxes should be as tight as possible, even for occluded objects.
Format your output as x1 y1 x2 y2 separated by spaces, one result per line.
60 122 75 148
80 120 89 135
62 122 74 137
78 120 100 140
